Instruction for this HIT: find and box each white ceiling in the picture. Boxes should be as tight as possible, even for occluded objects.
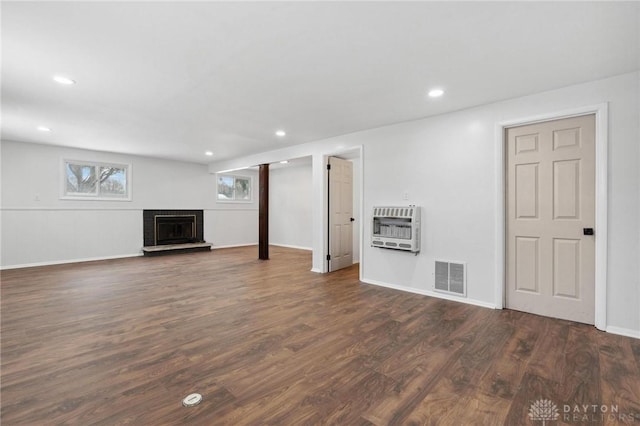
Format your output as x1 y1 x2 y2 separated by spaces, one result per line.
2 2 638 165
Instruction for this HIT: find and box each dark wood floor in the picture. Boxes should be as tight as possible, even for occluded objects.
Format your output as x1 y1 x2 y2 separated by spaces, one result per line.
2 246 639 425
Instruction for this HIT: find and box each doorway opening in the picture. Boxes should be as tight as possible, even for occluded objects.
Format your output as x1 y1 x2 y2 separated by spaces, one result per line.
325 148 362 274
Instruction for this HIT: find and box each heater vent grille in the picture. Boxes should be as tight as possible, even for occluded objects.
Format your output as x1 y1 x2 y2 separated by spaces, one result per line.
434 260 466 296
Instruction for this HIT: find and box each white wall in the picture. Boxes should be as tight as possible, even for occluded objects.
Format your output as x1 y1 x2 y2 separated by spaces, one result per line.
210 71 640 336
210 169 259 248
269 162 313 250
1 142 258 267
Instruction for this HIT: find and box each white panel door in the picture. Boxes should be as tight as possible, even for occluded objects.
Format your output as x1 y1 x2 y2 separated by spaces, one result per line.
328 157 353 272
506 114 595 324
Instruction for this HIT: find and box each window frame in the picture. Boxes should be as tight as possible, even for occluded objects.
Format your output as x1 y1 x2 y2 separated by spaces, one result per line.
60 158 132 201
216 174 252 203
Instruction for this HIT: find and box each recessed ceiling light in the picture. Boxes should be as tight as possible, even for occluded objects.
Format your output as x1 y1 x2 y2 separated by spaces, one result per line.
279 160 289 164
428 88 444 98
53 75 76 85
275 130 286 137
205 151 214 156
37 126 51 132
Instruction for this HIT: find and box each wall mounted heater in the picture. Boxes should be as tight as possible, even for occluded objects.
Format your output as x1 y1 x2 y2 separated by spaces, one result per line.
371 206 420 253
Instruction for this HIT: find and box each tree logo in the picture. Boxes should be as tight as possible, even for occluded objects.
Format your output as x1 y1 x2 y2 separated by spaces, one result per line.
529 399 559 425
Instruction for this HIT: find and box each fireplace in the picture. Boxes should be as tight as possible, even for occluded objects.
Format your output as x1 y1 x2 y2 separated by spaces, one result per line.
155 215 196 245
143 210 205 247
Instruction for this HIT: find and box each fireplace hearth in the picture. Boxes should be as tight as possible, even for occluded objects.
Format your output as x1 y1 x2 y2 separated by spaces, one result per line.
142 210 211 255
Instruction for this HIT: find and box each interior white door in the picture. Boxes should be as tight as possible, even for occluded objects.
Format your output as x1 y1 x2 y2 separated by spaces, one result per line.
506 114 595 324
328 156 353 272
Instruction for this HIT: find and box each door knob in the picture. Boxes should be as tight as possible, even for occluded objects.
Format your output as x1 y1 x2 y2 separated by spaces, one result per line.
350 218 355 222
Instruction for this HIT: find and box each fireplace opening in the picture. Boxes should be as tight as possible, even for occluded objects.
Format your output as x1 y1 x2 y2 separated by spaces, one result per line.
155 215 197 245
143 210 206 250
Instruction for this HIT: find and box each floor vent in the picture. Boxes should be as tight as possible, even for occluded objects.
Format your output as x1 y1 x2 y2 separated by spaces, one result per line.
434 260 466 297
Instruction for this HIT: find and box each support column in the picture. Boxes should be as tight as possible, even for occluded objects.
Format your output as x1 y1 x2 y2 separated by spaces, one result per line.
258 163 269 260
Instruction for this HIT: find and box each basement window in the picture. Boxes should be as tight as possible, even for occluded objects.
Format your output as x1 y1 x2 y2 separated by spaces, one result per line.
61 159 131 200
217 174 252 202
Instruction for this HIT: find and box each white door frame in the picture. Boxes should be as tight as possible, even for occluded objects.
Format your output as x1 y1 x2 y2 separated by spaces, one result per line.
494 103 608 330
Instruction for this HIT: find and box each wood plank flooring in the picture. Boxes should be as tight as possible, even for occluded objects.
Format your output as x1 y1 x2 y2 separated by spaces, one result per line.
2 246 639 425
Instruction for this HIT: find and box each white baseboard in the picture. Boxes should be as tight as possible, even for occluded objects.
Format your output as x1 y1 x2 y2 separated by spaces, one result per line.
211 243 257 249
361 277 639 338
270 243 313 251
605 326 640 339
310 267 323 273
361 277 497 310
212 243 312 251
1 253 143 270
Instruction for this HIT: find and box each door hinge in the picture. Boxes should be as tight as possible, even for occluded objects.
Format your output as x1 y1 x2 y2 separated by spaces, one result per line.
326 164 331 170
326 254 331 261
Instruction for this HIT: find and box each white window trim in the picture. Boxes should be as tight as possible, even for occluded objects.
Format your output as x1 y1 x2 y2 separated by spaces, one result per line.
60 158 132 201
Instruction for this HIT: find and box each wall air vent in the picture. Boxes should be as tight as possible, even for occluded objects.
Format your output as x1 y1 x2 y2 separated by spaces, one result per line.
434 260 466 296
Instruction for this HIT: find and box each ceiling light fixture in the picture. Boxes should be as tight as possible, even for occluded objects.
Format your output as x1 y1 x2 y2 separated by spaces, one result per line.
37 126 51 132
279 160 289 164
428 88 444 98
275 130 286 137
53 75 76 85
205 151 214 156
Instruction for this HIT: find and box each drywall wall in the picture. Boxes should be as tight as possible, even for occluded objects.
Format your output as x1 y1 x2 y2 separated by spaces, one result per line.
0 141 258 267
210 169 259 248
209 71 640 335
269 162 313 250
